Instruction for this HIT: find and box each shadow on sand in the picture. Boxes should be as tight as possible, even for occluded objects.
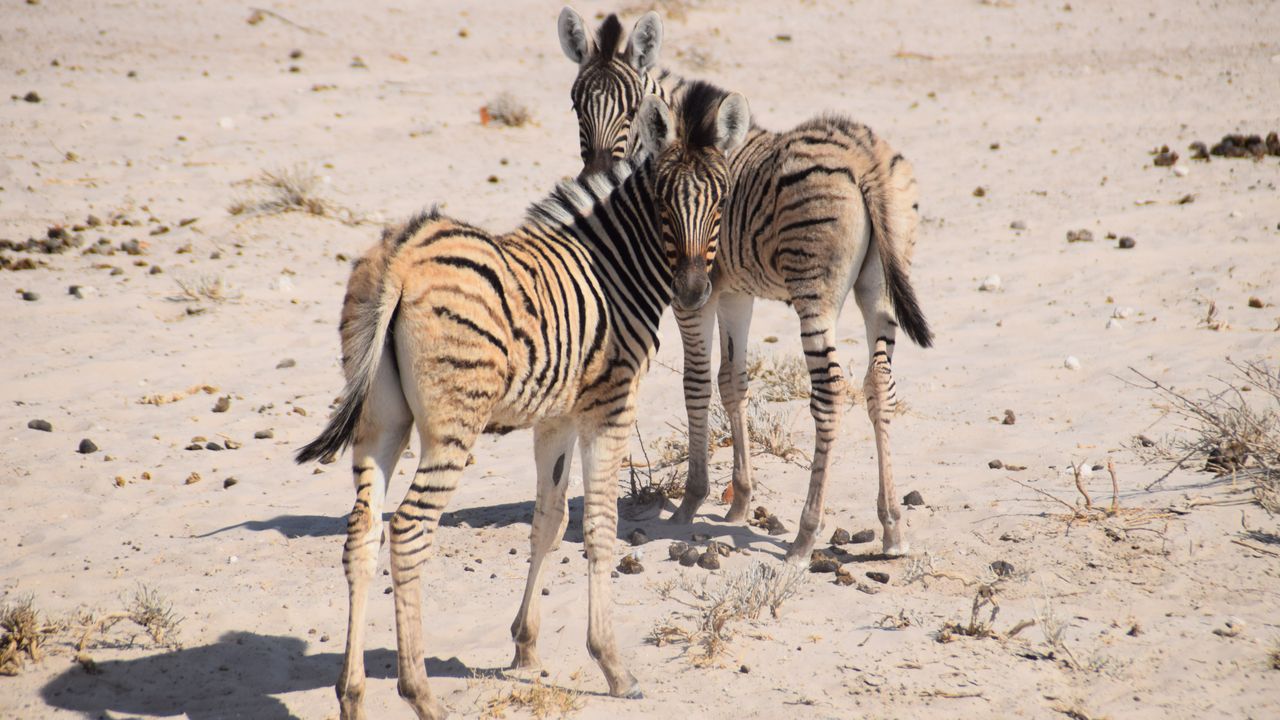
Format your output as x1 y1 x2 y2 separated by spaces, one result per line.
41 631 470 720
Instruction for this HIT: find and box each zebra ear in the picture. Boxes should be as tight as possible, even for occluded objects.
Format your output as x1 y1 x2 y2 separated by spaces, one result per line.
625 11 662 71
635 95 675 157
714 92 750 153
558 7 594 64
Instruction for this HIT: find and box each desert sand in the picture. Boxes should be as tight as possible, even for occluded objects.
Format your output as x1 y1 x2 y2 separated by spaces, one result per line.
3 1 1279 718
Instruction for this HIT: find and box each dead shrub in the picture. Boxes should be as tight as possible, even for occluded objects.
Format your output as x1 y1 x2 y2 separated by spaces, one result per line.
0 597 45 675
482 93 534 128
480 676 584 719
228 165 358 223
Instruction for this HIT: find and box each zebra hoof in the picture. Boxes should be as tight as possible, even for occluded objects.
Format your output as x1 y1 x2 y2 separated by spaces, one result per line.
881 540 911 558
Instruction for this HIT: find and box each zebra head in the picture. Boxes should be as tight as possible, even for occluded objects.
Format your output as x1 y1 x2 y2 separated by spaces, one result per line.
559 8 663 178
633 82 749 311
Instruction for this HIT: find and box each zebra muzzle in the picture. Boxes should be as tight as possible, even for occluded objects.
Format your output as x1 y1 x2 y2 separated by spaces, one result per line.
672 258 711 311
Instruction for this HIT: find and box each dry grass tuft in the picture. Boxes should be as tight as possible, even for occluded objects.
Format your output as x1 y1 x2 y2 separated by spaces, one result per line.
1130 359 1279 508
748 350 811 402
480 675 584 719
138 383 219 406
746 398 806 464
1 597 45 675
649 562 806 666
482 93 534 128
1269 639 1280 670
172 275 238 303
228 165 358 222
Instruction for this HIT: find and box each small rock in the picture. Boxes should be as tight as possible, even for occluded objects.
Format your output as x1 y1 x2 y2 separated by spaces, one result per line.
205 442 223 451
902 490 924 506
739 664 750 674
849 529 876 544
1212 617 1244 638
988 459 1004 469
149 265 163 275
1010 220 1027 230
628 528 649 546
1063 356 1081 371
185 443 203 451
224 439 241 450
809 550 841 573
763 515 788 536
1152 148 1178 166
254 429 274 439
690 532 711 542
697 550 721 570
1066 229 1094 243
708 541 732 557
23 91 41 103
276 358 296 369
85 214 102 227
990 560 1015 577
27 419 52 432
834 566 855 586
319 634 329 642
865 571 890 584
978 274 1001 292
114 476 127 487
972 186 986 197
830 528 852 546
1188 141 1209 160
185 472 202 485
1248 296 1264 309
1113 306 1133 319
1002 409 1016 425
21 291 39 301
1172 164 1189 177
77 438 98 454
679 548 701 567
223 477 239 489
1117 236 1136 249
1003 462 1027 471
617 555 644 575
668 541 690 560
212 395 231 413
1106 318 1123 330
541 587 550 596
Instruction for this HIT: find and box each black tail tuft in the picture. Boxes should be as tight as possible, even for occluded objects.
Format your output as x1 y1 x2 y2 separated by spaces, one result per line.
294 390 363 464
884 253 933 348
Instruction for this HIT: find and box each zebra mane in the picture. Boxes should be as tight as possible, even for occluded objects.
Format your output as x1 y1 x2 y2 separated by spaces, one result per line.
674 79 731 150
523 159 640 229
592 14 624 63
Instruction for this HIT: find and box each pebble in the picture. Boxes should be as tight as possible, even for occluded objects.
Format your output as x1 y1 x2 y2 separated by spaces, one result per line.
1118 236 1136 249
865 571 890 584
185 472 202 485
21 291 39 301
276 358 296 369
1066 229 1094 243
23 91 41 103
690 532 711 542
218 117 235 130
1002 409 1016 425
1172 164 1189 177
212 396 231 413
628 528 649 546
149 265 163 275
77 438 98 454
902 490 924 506
254 429 274 439
708 541 732 557
988 459 1004 469
990 560 1015 577
1106 318 1123 330
205 442 223 451
1010 220 1027 230
739 664 750 674
834 566 855 586
697 550 721 570
978 274 1001 292
679 548 701 567
809 550 841 573
849 529 876 544
1248 296 1264 309
223 477 239 489
830 528 852 546
668 541 690 560
1063 356 1081 371
617 555 644 575
1113 306 1133 319
28 419 52 432
763 515 788 536
541 587 550 596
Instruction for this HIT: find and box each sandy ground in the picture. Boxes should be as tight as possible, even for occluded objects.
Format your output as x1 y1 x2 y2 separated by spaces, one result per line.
3 1 1280 718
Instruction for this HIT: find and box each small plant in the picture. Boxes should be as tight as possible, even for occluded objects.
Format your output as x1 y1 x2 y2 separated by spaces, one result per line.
748 350 810 402
0 596 45 676
746 397 805 464
480 675 584 719
172 275 238 303
481 93 534 128
228 165 356 222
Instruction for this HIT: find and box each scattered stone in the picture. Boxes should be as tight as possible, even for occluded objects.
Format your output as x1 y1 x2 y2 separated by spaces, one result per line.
223 477 239 489
21 290 39 301
763 515 787 536
149 265 163 275
114 476 127 487
903 490 924 506
1212 617 1245 638
541 587 550 596
739 664 750 674
1172 164 1189 177
85 214 102 227
1188 141 1209 160
1118 236 1136 249
120 239 146 255
668 541 690 560
1151 147 1178 166
1248 296 1264 309
690 532 711 542
23 91 41 103
990 560 1015 577
77 438 98 454
1066 229 1094 243
697 550 721 570
830 528 852 546
276 358 296 369
1211 134 1270 159
205 442 223 451
185 472 202 485
849 529 876 544
1063 356 1081 371
834 566 855 586
988 459 1004 469
1002 409 1016 425
972 186 986 198
27 419 52 432
185 443 203 451
628 528 649 546
224 439 241 450
679 547 701 567
708 541 732 557
617 555 644 575
809 549 841 573
212 395 231 413
254 429 274 439
1004 463 1027 471
866 571 890 584
1113 306 1133 319
978 274 1001 292
1010 220 1027 230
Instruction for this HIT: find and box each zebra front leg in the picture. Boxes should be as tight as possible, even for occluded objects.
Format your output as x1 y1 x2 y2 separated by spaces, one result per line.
337 353 411 720
510 419 577 670
784 307 847 564
670 301 718 524
388 419 479 720
865 334 907 556
716 292 755 522
578 414 641 698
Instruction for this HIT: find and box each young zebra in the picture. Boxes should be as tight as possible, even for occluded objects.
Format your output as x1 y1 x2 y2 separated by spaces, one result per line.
558 9 933 562
295 84 749 720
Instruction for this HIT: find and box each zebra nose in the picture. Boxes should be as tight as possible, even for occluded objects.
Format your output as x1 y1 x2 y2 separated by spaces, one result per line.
672 258 711 311
578 151 613 179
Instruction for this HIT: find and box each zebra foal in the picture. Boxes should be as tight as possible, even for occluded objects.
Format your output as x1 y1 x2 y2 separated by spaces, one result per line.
558 9 933 562
296 83 749 720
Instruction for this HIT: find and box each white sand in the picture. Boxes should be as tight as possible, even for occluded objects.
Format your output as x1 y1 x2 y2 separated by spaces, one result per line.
3 1 1278 717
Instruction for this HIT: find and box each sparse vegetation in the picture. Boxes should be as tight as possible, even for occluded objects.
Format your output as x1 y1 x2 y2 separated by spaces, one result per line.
172 275 238 303
649 562 806 666
1 596 45 676
480 675 585 719
748 350 810 402
482 93 534 128
228 165 357 222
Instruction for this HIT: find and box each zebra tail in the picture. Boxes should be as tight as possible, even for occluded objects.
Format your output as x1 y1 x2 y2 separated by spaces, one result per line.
863 173 934 350
295 272 403 464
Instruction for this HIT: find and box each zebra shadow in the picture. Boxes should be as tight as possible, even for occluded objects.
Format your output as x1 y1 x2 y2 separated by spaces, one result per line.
40 630 470 720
